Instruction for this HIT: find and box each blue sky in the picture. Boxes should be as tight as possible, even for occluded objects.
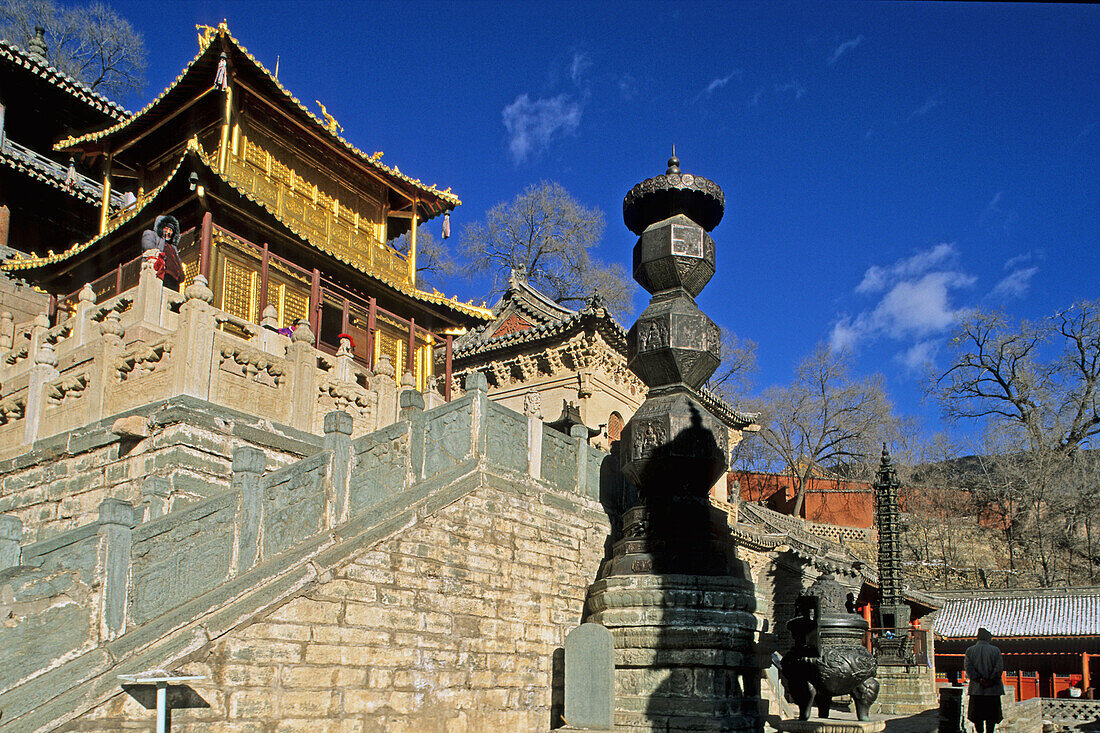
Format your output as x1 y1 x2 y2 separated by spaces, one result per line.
110 1 1098 443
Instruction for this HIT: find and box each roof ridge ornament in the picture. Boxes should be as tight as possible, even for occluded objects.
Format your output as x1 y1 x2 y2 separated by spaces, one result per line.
196 24 218 51
27 25 47 62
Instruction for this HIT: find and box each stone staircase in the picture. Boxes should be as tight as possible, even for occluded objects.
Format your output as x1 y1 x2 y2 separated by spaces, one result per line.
0 376 608 732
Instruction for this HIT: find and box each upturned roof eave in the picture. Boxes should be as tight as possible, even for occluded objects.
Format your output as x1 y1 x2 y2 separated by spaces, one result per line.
54 24 459 218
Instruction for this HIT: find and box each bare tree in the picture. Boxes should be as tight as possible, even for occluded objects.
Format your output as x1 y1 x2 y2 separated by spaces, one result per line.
459 181 633 315
748 344 895 517
932 301 1100 586
707 327 758 405
0 0 146 98
934 301 1100 454
392 226 457 290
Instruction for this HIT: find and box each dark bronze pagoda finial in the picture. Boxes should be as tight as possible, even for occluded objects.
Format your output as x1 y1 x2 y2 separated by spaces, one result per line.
666 146 680 174
27 26 47 62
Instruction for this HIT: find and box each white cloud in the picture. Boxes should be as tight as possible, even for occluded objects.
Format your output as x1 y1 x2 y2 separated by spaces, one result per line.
502 93 582 164
1003 252 1033 270
569 52 591 87
908 96 941 121
775 80 806 100
701 70 742 97
618 74 637 101
828 35 865 65
991 267 1039 299
747 87 765 108
875 272 976 336
831 243 974 351
856 242 958 294
896 340 939 372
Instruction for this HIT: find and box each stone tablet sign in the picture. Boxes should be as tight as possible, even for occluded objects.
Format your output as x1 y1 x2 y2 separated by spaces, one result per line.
565 623 614 730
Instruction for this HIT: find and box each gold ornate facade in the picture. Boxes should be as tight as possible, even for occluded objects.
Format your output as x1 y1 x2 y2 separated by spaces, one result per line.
4 22 490 393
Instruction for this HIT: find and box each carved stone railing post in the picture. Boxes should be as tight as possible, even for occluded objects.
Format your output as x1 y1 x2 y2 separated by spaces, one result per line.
323 411 353 527
97 498 134 640
27 312 49 367
134 250 166 327
570 423 590 496
71 283 97 346
23 340 58 446
82 307 126 426
466 371 489 458
172 276 216 400
0 311 13 350
370 354 397 428
231 445 266 572
334 335 357 384
287 320 317 433
0 514 22 570
525 392 543 481
399 387 425 481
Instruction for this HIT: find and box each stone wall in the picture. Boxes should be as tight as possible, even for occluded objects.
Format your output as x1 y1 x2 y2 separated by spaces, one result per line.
0 379 614 732
0 396 321 544
0 276 49 326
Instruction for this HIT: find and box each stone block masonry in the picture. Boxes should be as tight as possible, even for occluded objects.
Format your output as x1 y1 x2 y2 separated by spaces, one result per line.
0 395 322 544
55 470 610 732
1 378 612 732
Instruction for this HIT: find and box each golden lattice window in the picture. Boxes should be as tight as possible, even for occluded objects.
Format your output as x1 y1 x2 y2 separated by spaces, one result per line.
221 257 257 323
375 329 403 385
264 275 310 329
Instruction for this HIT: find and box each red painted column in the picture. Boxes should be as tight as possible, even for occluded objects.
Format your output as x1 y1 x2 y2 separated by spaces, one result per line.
366 297 376 370
444 334 453 402
199 211 213 280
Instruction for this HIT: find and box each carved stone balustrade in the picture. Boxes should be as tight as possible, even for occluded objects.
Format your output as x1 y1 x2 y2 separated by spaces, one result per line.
0 263 400 457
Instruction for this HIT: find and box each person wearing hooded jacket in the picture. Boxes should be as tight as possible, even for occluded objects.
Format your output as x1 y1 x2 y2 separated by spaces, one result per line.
141 214 185 291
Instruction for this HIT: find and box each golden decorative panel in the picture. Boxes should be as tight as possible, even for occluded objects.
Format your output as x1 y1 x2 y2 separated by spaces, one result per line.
221 256 257 323
228 132 409 287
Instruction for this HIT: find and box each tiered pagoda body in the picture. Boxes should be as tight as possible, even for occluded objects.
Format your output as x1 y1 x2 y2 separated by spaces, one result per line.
2 23 488 390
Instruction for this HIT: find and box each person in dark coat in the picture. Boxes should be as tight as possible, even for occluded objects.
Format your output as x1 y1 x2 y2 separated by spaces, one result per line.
141 214 185 291
965 628 1005 733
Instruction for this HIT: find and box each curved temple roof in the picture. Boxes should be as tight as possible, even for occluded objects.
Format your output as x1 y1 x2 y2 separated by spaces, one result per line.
0 40 130 120
55 22 458 220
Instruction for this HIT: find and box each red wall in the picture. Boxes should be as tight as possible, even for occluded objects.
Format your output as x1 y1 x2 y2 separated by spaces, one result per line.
731 471 875 528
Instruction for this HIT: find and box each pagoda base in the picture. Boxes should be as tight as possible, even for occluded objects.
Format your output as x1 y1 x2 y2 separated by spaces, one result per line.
586 573 772 732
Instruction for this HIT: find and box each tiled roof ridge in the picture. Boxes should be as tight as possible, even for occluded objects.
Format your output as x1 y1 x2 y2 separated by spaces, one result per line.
54 24 459 210
934 592 1100 637
453 304 626 358
0 39 130 119
930 586 1100 599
